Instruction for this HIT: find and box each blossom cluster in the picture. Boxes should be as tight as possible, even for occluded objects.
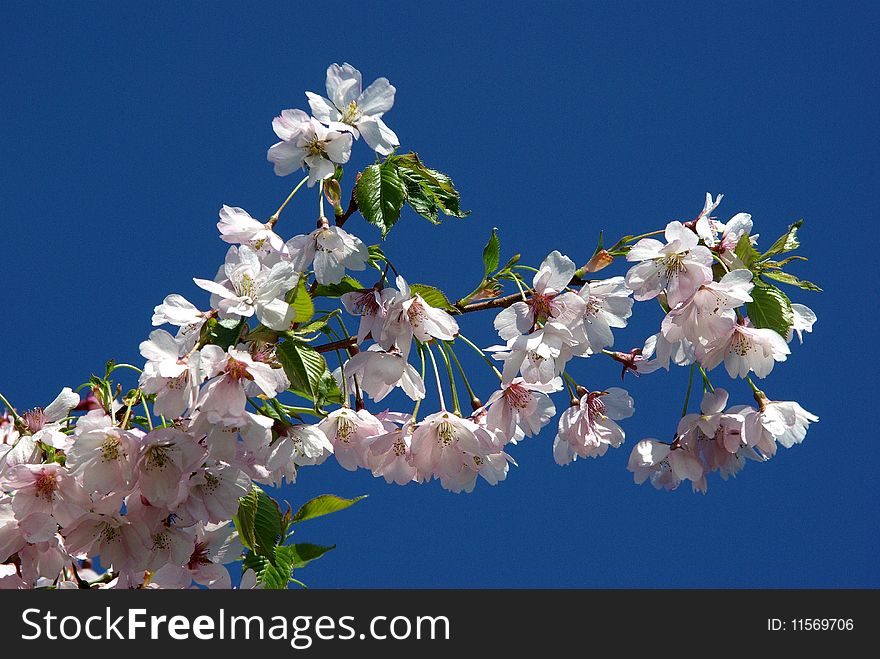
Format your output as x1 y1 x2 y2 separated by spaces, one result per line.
0 65 819 589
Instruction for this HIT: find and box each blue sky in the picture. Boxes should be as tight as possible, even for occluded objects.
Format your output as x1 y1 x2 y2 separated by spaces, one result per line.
1 1 876 587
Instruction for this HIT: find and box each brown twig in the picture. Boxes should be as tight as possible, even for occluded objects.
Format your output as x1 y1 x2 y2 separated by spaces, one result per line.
334 188 358 227
314 336 358 353
454 291 528 314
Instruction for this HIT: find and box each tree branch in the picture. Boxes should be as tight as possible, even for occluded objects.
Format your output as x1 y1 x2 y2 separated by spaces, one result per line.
334 188 358 227
454 291 528 313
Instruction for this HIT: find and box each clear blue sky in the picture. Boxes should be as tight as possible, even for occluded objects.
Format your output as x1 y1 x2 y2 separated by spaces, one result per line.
1 1 876 587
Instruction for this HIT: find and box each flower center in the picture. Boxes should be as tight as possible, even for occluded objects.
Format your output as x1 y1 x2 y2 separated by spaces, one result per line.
145 445 172 471
306 138 326 156
232 272 256 300
341 100 359 125
731 328 753 356
437 420 456 447
529 293 554 323
152 530 171 551
586 391 607 420
187 541 212 570
407 299 425 327
100 435 123 461
34 470 59 501
202 471 220 494
504 383 532 409
392 438 406 457
660 252 687 278
351 290 379 317
336 415 355 443
226 358 253 382
98 522 120 543
21 407 47 433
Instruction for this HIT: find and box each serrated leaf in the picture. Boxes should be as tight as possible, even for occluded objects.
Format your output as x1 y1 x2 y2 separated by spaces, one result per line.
761 270 822 291
291 494 367 524
234 487 283 561
482 228 500 277
277 340 333 405
762 255 808 269
286 278 314 323
291 311 342 338
393 152 469 220
201 317 244 351
355 161 407 237
277 543 336 569
243 551 289 590
399 168 440 224
409 283 456 312
746 280 794 336
761 219 803 258
734 233 760 269
312 276 363 298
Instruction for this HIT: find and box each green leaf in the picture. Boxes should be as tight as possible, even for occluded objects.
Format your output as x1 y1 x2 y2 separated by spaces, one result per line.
276 340 341 408
399 168 440 224
393 152 469 220
244 543 335 589
355 161 407 237
201 317 244 351
761 219 803 258
287 278 314 323
291 494 367 524
762 255 808 269
234 487 283 560
761 270 823 292
409 283 456 312
277 543 336 569
734 233 760 269
482 228 500 277
746 280 794 336
243 551 289 590
312 276 364 298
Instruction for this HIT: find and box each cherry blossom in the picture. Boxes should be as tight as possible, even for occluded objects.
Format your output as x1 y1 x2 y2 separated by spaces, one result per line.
267 112 353 185
0 64 822 588
284 217 369 285
14 388 79 452
788 303 817 343
367 414 417 485
575 276 634 354
194 245 299 330
493 251 585 340
553 388 634 465
217 204 285 253
625 221 714 307
138 329 203 418
318 407 385 471
337 346 425 403
701 317 790 379
484 377 559 444
380 276 459 353
307 63 400 155
151 294 210 350
265 424 333 486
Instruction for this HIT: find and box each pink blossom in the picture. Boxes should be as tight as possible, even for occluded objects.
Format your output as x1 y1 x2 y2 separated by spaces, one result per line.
701 318 790 379
625 221 713 307
318 408 384 471
485 377 559 445
553 388 633 465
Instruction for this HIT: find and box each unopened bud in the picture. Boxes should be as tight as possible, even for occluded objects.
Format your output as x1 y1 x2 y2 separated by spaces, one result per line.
579 249 614 274
323 179 342 206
